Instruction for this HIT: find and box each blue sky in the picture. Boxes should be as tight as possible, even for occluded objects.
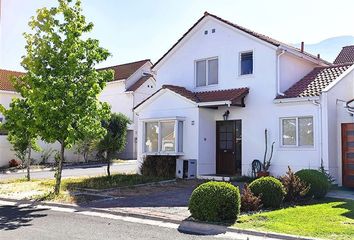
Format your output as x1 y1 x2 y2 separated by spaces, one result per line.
1 0 354 71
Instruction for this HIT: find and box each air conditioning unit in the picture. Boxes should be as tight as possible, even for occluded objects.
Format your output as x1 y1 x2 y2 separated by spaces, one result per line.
176 159 197 179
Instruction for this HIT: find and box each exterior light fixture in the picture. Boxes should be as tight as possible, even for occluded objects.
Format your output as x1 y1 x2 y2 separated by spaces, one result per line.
223 110 230 121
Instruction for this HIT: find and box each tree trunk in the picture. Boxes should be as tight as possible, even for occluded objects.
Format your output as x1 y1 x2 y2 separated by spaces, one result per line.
106 151 111 177
26 145 32 181
54 143 65 195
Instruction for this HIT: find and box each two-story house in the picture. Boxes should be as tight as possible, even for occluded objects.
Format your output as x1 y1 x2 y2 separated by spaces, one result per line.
134 12 354 187
0 59 156 166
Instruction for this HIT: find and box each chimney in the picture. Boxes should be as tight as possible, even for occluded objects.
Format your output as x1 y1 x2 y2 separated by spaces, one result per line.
317 54 321 59
300 42 304 53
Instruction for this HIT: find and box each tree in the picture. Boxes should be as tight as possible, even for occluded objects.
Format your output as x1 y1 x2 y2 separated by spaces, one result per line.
20 0 112 194
0 99 40 181
97 113 130 176
75 136 97 162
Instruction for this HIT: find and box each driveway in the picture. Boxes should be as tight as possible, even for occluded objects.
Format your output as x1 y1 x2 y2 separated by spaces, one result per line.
0 161 137 180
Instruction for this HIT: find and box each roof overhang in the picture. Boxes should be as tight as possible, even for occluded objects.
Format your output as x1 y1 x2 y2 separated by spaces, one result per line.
273 96 320 104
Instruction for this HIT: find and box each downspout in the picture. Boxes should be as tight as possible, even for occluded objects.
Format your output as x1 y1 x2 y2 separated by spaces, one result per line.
276 49 286 96
312 100 323 170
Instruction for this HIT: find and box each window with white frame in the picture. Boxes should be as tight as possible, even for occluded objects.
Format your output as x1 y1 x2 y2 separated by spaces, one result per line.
196 58 218 87
240 51 253 75
281 117 314 147
144 119 184 153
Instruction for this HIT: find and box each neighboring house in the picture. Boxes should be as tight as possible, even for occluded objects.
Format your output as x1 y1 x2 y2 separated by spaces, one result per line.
0 59 155 166
135 12 354 187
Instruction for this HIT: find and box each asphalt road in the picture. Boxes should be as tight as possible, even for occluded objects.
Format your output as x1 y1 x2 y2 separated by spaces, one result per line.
0 161 137 180
0 203 241 240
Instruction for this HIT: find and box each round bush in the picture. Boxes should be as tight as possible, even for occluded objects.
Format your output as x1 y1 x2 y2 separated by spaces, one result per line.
249 177 285 208
295 169 329 199
189 181 240 222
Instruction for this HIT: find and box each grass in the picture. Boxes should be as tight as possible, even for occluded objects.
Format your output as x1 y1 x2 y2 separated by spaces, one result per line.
0 174 171 203
235 198 354 240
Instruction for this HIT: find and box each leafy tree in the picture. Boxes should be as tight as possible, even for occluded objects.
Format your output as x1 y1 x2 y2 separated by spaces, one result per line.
0 99 40 181
20 0 112 194
97 113 130 176
75 136 97 162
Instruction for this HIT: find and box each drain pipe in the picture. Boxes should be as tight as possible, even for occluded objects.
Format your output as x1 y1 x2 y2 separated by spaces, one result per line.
312 100 323 170
277 49 286 96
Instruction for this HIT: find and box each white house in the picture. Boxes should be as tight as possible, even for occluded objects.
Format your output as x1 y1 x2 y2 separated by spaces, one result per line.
0 59 156 166
135 12 354 187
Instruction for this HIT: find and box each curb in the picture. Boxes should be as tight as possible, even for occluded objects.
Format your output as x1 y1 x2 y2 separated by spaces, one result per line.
0 196 317 240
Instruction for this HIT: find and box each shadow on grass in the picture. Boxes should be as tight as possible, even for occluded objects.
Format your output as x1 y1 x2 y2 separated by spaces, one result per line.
332 199 354 220
0 204 48 231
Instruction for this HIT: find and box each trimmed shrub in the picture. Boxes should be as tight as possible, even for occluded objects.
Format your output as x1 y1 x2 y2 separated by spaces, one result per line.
189 181 241 223
249 177 285 208
281 166 310 202
241 184 262 212
140 155 176 178
295 169 329 199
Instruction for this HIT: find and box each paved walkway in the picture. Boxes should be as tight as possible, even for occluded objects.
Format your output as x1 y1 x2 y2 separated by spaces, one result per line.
327 189 354 200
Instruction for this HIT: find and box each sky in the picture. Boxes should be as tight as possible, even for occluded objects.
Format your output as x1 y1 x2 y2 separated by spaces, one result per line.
1 0 354 71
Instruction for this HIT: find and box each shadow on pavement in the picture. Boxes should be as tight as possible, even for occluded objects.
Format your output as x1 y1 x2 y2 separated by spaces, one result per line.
0 204 48 231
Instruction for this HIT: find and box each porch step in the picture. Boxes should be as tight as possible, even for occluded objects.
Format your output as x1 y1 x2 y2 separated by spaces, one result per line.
198 175 231 182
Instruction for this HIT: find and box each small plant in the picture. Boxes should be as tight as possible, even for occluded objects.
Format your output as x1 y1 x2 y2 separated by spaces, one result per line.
296 169 329 199
249 176 285 208
9 159 21 168
319 158 335 185
40 148 57 164
189 181 241 223
140 155 177 178
241 184 262 212
262 129 275 172
280 166 310 202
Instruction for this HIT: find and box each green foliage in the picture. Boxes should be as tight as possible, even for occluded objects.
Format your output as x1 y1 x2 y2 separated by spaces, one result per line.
140 155 176 178
249 177 285 208
96 113 130 176
280 166 310 202
241 184 262 212
189 181 241 223
75 136 97 162
18 0 112 193
295 169 329 199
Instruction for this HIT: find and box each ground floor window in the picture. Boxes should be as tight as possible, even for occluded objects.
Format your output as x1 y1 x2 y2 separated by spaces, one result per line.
144 119 184 154
281 116 313 147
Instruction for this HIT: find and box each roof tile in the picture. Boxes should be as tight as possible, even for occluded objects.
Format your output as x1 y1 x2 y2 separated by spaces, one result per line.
0 69 24 92
126 74 154 92
99 59 151 81
334 45 354 64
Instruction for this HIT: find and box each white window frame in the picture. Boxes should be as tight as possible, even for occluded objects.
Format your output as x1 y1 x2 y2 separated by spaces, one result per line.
195 57 219 87
280 116 314 148
239 50 254 77
142 117 184 155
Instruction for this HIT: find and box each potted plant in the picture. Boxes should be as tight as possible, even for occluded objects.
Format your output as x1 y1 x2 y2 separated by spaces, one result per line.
257 129 275 177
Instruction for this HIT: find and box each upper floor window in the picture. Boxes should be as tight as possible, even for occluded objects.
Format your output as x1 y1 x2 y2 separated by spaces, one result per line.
281 116 314 147
196 58 218 87
240 51 253 75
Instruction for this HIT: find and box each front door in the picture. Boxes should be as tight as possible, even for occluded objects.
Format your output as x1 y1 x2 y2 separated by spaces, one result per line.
216 120 242 175
341 123 354 187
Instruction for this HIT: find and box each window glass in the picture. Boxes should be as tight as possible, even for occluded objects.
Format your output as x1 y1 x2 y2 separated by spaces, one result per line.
145 122 158 152
241 52 253 75
160 121 175 152
196 60 206 87
178 121 183 152
208 59 218 85
282 119 296 145
299 117 313 146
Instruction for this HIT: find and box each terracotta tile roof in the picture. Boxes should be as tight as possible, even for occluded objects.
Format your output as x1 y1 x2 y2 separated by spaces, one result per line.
0 69 24 92
134 85 249 110
277 64 353 99
99 59 151 81
162 85 249 104
152 12 330 69
334 45 354 64
126 74 154 92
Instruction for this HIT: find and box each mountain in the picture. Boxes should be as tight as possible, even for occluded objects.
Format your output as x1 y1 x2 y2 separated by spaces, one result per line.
292 36 354 63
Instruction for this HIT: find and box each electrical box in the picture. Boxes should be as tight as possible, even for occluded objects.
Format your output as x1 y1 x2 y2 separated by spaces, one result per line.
176 159 197 179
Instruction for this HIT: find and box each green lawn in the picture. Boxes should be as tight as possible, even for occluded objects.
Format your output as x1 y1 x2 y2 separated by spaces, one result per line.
235 198 354 240
0 174 170 203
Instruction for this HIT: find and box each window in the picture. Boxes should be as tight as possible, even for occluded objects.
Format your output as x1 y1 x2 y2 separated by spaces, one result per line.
196 58 218 87
240 51 253 75
281 117 314 147
144 120 184 153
